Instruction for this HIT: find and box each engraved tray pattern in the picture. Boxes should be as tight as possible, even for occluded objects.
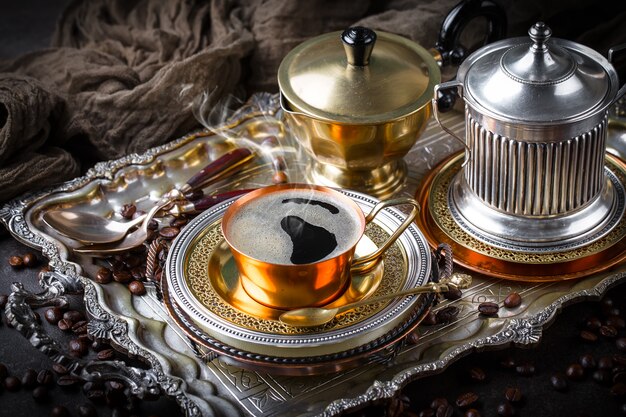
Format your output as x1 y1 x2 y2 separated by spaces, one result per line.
2 93 626 417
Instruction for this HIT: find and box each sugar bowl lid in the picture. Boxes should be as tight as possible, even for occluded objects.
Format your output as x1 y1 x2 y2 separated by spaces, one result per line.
277 27 441 124
458 22 620 124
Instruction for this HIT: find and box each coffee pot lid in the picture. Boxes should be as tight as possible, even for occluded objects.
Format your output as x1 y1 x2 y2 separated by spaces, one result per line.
277 27 441 124
458 22 619 124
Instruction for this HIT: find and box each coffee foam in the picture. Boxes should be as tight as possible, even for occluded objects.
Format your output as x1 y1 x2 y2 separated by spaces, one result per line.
225 189 363 265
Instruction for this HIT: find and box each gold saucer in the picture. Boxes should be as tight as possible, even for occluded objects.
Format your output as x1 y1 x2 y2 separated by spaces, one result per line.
208 235 384 322
416 152 626 281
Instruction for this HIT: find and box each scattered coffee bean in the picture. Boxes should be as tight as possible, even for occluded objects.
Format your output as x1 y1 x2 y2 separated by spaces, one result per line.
32 385 49 402
130 266 145 280
22 252 37 267
455 392 479 408
63 310 84 322
497 402 514 416
503 292 522 309
170 217 189 228
91 340 109 352
128 280 146 295
443 286 462 301
418 408 435 417
599 356 614 370
600 325 618 338
435 306 459 324
436 404 454 417
406 331 420 345
69 338 89 357
112 271 132 284
469 367 487 382
515 362 535 376
0 294 7 308
57 374 82 387
504 387 523 402
617 338 626 352
8 255 24 268
579 354 597 370
430 397 449 410
21 368 38 389
77 403 98 417
159 226 180 239
4 375 21 391
607 315 626 329
51 405 71 417
615 371 626 384
37 369 54 386
593 369 613 385
586 316 602 330
580 330 598 342
72 320 88 334
272 171 289 184
566 364 584 380
550 374 568 391
612 382 626 397
97 349 115 361
465 409 481 417
423 311 438 326
500 357 516 369
95 267 112 284
58 318 73 331
45 307 63 325
52 364 69 375
120 204 136 219
123 255 143 269
478 302 499 317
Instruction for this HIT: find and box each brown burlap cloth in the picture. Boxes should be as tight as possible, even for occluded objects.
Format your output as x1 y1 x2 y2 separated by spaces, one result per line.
0 0 624 203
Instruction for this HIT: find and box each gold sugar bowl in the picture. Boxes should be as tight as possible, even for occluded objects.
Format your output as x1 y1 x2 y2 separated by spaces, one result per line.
278 27 441 199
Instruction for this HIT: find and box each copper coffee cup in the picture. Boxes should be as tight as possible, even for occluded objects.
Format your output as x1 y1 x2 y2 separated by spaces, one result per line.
221 184 419 310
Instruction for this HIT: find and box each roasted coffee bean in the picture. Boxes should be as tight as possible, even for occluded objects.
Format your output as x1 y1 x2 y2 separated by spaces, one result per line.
57 374 82 387
500 357 516 369
22 252 37 267
97 349 115 361
566 364 584 380
58 318 73 331
465 409 480 417
120 204 136 219
600 325 618 338
91 340 109 352
37 369 54 386
64 310 85 322
51 405 71 417
455 392 479 408
478 302 499 317
617 338 626 352
614 354 626 368
406 331 420 345
45 307 63 325
72 320 88 334
430 398 449 410
4 376 21 391
615 371 626 384
418 408 435 417
21 368 38 389
69 338 89 357
435 306 459 324
586 316 602 330
612 383 626 397
159 226 180 239
515 362 535 376
497 402 514 417
170 217 189 228
147 219 159 230
85 388 106 403
607 315 626 329
579 354 597 370
123 255 142 269
550 374 568 391
272 171 289 184
436 404 454 417
423 311 438 326
580 330 598 342
443 286 462 301
111 408 130 417
469 367 487 381
599 356 614 370
504 387 523 402
32 385 49 402
0 294 7 308
272 155 288 171
0 363 7 379
77 403 98 417
95 267 112 284
593 369 612 385
107 380 125 392
52 364 69 375
112 270 132 284
8 255 23 268
130 266 145 280
128 280 146 295
503 292 522 309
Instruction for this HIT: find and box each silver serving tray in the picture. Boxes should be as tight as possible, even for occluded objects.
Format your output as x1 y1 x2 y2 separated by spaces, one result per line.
2 93 626 417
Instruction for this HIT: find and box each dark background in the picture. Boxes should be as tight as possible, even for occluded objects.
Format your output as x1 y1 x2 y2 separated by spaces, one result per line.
1 1 626 417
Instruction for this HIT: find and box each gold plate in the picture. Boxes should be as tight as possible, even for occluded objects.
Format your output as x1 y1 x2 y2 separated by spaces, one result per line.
416 152 626 281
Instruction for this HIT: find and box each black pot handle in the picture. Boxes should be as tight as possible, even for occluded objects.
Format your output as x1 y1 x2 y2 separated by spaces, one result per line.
435 0 507 67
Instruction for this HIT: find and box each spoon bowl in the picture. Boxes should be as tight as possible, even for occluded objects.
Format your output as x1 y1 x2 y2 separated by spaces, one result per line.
43 211 147 244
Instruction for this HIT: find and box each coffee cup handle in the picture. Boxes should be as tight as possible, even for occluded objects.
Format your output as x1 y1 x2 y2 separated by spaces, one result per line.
351 197 420 273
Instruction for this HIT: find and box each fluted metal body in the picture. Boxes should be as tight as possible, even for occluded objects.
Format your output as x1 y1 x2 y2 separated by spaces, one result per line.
464 110 608 216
